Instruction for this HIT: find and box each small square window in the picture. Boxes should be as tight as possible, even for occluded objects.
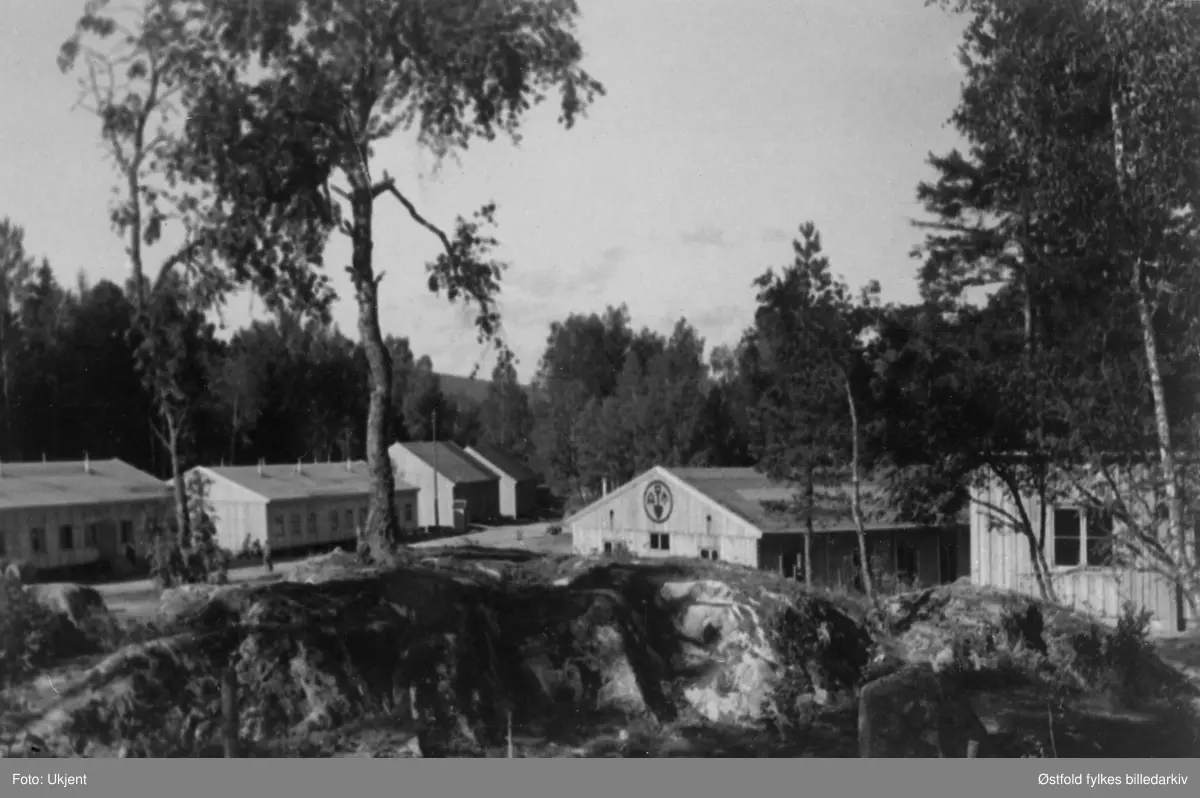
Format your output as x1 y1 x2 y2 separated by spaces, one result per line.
650 533 671 551
700 548 719 561
603 541 614 554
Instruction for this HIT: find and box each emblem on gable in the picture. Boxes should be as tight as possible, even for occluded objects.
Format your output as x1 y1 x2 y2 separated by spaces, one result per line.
643 480 674 524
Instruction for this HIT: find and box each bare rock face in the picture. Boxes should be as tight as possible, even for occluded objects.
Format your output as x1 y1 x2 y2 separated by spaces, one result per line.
157 583 248 625
25 583 109 627
658 580 778 725
858 665 994 758
283 548 378 585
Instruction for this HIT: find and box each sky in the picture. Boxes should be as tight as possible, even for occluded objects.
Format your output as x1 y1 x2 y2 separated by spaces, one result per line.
0 0 969 384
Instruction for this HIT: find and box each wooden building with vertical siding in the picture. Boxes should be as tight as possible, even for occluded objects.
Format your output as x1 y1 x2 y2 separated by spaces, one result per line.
567 465 969 589
389 441 501 531
0 458 172 576
969 468 1196 633
190 460 419 554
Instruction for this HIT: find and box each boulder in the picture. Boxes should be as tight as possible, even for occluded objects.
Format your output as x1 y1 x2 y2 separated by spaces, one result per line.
25 583 109 627
858 665 993 758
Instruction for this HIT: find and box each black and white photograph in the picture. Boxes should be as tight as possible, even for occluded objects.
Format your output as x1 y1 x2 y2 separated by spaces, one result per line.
1 0 1198 772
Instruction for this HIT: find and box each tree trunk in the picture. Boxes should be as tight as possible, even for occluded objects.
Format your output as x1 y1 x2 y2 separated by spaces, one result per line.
995 467 1057 603
844 374 874 602
351 188 401 563
1111 94 1191 586
804 462 815 587
166 412 191 549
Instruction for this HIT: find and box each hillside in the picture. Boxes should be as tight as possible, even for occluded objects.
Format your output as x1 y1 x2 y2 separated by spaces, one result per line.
436 373 534 407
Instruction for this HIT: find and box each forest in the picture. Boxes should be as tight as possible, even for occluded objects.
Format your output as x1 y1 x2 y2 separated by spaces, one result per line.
0 0 1195 603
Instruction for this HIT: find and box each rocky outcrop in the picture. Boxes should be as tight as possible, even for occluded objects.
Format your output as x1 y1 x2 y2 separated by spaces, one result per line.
25 583 109 627
858 664 994 757
14 556 877 758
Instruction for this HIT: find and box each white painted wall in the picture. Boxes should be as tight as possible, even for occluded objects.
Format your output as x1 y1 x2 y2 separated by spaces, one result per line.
568 467 762 567
0 499 170 569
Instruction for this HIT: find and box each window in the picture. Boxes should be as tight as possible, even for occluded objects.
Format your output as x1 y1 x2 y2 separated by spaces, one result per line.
404 504 413 523
120 520 133 545
59 525 74 551
609 510 614 529
345 509 354 532
291 514 302 538
700 547 719 561
330 511 340 535
272 516 285 541
30 528 45 554
359 508 367 527
650 532 671 551
85 523 99 547
706 514 712 535
603 541 614 554
1053 507 1117 568
307 512 318 537
0 530 7 556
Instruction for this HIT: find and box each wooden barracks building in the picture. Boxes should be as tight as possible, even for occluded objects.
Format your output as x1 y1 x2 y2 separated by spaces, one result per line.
565 465 969 589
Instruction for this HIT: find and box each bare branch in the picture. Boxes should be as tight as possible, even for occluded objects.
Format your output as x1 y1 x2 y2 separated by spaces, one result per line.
377 175 454 254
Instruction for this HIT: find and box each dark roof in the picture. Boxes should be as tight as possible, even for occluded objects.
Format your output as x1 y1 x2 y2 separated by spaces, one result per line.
671 466 965 534
466 444 540 484
202 461 417 501
0 459 171 511
394 441 498 485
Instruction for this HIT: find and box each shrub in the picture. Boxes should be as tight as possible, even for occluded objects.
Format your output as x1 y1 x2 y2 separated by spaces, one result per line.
762 596 872 733
1059 602 1157 705
0 576 89 687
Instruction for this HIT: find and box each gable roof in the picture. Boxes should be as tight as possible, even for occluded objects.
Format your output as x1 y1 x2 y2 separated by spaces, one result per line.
393 441 498 485
466 444 540 484
200 461 417 502
673 466 970 533
565 465 966 535
0 459 171 511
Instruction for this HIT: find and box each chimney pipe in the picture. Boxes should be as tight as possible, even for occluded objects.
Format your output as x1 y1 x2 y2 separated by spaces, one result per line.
257 459 264 476
345 457 352 472
297 459 303 475
84 453 91 474
0 459 4 478
602 477 608 496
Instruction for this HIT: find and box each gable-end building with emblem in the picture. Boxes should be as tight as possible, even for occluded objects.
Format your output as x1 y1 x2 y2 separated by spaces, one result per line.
563 465 762 566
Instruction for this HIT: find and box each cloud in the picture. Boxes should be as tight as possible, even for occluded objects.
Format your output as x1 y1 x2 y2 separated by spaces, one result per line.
761 226 793 243
681 224 731 249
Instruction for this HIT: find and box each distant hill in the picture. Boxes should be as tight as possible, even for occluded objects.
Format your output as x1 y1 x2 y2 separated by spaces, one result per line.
436 372 534 407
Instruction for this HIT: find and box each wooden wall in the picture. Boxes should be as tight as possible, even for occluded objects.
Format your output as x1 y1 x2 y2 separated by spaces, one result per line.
0 499 170 570
759 526 967 590
569 468 761 566
970 471 1183 631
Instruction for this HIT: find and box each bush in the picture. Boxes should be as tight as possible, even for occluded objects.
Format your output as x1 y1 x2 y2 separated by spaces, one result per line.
603 542 636 564
1057 602 1158 705
0 577 90 687
762 596 872 733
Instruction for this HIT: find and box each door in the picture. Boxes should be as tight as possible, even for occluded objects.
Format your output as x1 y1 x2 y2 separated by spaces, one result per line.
938 534 958 584
453 499 468 532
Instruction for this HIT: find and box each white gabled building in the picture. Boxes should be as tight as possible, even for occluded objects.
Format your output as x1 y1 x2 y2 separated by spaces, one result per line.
187 460 420 553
